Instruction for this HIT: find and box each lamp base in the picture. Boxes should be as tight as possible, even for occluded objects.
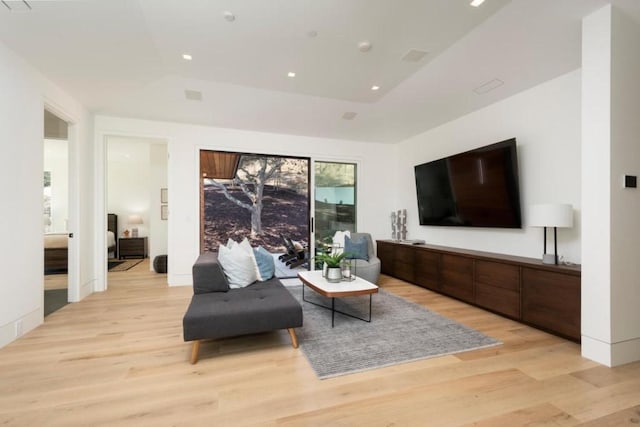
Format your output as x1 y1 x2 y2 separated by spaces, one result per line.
132 227 139 238
542 253 556 264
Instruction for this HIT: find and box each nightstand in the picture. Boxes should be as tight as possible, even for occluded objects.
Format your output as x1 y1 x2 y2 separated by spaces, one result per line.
118 237 148 259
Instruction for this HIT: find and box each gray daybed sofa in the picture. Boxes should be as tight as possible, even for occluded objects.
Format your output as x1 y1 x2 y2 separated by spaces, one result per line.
182 252 303 364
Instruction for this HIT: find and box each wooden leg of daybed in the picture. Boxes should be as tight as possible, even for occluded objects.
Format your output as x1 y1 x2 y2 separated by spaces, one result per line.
190 340 201 364
287 328 299 349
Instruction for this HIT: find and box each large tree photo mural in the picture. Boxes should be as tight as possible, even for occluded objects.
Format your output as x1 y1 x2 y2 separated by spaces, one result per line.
200 150 310 254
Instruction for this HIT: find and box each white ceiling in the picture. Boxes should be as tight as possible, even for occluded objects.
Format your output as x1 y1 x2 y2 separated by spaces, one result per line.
1 0 639 143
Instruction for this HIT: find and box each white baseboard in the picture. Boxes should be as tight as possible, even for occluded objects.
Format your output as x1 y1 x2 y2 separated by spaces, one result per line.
168 273 192 287
79 279 95 300
582 335 640 366
0 308 42 349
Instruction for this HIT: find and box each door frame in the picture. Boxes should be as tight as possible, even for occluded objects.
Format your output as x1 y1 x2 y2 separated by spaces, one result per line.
43 102 79 302
94 131 171 291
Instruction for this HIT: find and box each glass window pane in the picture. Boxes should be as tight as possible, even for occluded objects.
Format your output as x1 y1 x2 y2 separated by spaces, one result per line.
314 162 357 245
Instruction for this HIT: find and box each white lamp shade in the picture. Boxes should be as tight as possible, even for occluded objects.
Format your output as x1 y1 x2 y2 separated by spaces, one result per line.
529 204 573 228
128 214 143 225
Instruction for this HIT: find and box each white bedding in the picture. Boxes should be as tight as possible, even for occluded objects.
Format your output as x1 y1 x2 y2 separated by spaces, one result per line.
44 233 68 249
45 231 116 249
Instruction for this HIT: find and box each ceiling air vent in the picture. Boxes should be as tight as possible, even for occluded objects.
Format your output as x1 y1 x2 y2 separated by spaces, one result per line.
473 79 504 95
185 90 203 101
401 49 428 62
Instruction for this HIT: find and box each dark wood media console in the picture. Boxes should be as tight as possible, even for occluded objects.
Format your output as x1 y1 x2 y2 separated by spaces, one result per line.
377 240 581 342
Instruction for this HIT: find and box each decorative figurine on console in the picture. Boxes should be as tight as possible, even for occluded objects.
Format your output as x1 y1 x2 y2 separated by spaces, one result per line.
391 211 397 240
391 209 408 241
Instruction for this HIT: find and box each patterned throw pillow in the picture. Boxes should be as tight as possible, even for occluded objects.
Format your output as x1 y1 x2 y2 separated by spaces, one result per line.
344 236 369 261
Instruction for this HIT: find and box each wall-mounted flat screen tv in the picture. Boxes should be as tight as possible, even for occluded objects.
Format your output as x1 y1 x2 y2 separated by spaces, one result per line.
414 138 522 228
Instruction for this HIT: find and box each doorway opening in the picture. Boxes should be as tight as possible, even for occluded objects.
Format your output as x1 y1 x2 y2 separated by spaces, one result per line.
43 110 70 316
106 136 168 281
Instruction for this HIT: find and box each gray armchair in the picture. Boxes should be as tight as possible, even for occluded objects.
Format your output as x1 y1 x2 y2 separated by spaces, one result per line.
348 232 381 284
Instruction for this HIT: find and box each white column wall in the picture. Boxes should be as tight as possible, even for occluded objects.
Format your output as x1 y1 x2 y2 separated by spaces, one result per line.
0 42 44 347
581 4 613 364
0 40 92 348
609 6 640 359
582 4 640 366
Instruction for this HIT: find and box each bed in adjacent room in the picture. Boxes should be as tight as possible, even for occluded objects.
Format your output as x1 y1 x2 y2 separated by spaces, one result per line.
44 213 118 273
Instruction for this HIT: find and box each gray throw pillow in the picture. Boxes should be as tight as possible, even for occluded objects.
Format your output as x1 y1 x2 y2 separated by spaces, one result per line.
345 236 369 261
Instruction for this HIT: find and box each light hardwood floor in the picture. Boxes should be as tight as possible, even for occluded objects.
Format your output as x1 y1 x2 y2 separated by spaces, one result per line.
2 260 640 426
44 272 68 290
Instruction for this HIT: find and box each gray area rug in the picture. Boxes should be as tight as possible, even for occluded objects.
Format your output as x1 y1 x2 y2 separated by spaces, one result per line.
108 259 143 272
288 285 501 379
44 289 68 317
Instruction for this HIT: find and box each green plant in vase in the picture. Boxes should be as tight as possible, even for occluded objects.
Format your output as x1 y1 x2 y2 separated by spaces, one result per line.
314 251 351 283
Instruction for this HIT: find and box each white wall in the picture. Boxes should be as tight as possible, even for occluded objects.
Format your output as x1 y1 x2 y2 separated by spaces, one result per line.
582 5 640 367
44 139 69 232
95 116 396 286
394 70 582 263
0 40 93 349
609 4 640 366
107 139 152 238
149 143 168 265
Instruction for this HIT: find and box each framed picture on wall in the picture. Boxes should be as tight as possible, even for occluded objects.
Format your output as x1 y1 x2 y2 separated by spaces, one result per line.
161 188 168 203
161 205 168 220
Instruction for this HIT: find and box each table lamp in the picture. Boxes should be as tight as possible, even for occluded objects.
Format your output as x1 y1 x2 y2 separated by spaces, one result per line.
128 214 143 238
529 204 573 264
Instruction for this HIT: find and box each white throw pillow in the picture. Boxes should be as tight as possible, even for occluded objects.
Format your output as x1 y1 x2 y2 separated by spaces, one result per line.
226 238 237 249
332 230 351 254
218 243 258 288
238 238 263 281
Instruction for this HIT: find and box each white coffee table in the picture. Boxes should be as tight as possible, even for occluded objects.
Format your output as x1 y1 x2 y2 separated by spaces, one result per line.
297 270 379 327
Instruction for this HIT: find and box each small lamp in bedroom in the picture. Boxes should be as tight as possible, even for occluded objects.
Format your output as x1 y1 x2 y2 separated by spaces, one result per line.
529 204 573 265
128 214 143 238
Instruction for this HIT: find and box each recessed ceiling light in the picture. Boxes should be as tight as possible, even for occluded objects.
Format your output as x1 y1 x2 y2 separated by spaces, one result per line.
185 90 203 101
470 0 485 7
342 112 357 120
223 11 235 22
182 54 192 61
307 30 318 38
287 72 296 78
371 85 380 91
358 41 372 53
